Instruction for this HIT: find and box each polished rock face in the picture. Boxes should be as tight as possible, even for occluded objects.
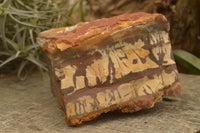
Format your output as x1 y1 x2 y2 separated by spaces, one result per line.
37 12 182 126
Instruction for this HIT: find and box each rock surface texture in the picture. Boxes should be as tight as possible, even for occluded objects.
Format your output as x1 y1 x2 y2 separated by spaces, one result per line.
37 12 182 126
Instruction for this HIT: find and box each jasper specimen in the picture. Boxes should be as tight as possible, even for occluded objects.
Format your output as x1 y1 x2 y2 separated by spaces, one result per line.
37 12 182 126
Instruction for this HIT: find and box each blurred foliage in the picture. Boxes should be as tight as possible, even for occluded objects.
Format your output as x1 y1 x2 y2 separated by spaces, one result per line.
0 0 87 79
173 49 200 75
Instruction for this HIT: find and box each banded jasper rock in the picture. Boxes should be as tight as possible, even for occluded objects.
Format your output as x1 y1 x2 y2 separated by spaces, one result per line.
37 12 182 126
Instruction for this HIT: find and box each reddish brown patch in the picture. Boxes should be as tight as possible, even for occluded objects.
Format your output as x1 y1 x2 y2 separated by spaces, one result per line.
37 12 169 54
164 82 182 96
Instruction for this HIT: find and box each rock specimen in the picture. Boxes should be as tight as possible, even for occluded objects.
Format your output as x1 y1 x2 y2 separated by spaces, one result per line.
37 12 182 126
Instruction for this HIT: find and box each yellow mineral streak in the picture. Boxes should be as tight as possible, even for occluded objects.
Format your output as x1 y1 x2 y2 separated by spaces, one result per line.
162 69 178 86
113 90 121 104
86 66 97 86
61 65 77 89
161 31 169 43
66 73 167 117
150 31 169 45
96 89 124 107
96 92 106 107
152 45 161 61
150 31 159 45
54 68 63 79
108 49 122 79
162 44 175 66
109 40 159 79
110 68 114 84
152 43 175 65
66 95 94 117
66 102 76 117
136 76 163 96
117 83 135 100
60 32 175 93
75 76 85 90
79 95 94 114
86 50 109 86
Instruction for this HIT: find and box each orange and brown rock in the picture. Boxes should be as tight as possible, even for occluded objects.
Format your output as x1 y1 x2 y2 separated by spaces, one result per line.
37 12 182 126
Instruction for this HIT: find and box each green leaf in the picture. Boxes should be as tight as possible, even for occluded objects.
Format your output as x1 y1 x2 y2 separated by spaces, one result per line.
29 29 38 47
0 0 11 50
173 49 200 75
16 0 33 10
17 60 28 80
68 2 78 17
0 0 11 8
26 44 40 51
0 0 86 79
0 51 11 56
26 55 48 71
80 0 86 22
9 6 56 14
9 14 47 28
5 10 48 19
12 26 26 41
5 37 19 51
79 0 87 22
21 29 26 48
0 13 8 49
0 51 20 67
